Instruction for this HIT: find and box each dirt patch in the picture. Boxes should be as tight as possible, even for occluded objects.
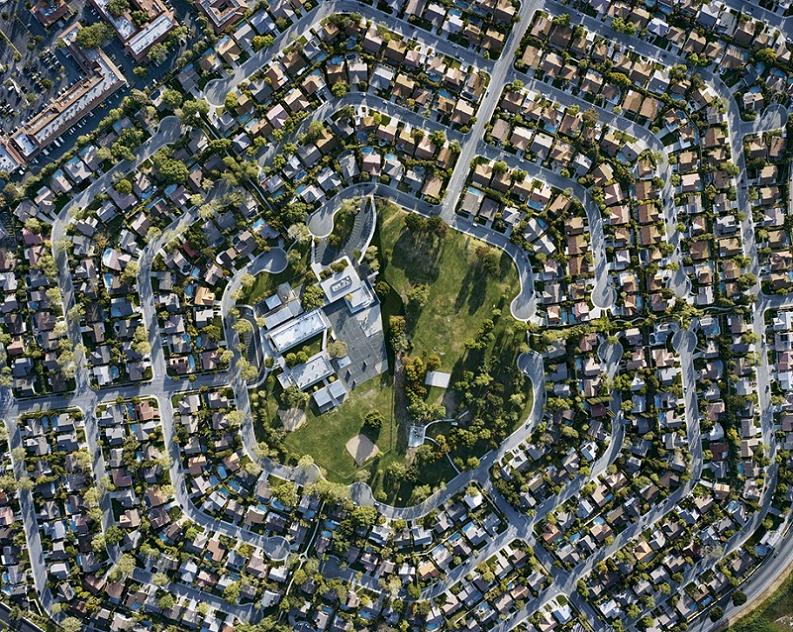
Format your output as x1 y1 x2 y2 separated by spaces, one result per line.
346 433 379 466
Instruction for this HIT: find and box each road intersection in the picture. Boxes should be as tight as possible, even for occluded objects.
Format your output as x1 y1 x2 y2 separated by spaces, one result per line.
2 0 793 629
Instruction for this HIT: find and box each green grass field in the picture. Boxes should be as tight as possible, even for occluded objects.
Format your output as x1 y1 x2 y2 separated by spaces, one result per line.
377 202 520 371
268 202 523 503
327 198 359 247
283 376 397 482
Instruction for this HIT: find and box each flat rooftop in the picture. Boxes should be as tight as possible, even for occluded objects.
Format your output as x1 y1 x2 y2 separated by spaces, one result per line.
11 49 126 157
268 309 329 353
312 379 347 408
128 12 177 56
278 352 333 390
320 260 363 304
264 299 302 330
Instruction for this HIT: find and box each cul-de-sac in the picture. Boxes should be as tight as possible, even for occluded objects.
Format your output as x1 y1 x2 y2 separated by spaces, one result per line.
0 0 793 630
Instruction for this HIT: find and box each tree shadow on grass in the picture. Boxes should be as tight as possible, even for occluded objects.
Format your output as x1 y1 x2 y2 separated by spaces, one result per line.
453 249 515 317
386 229 442 286
454 259 489 316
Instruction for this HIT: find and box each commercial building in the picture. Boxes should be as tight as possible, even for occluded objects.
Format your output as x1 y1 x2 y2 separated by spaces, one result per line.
1 25 127 167
312 379 348 413
267 309 329 354
89 0 177 61
319 257 376 314
31 0 71 27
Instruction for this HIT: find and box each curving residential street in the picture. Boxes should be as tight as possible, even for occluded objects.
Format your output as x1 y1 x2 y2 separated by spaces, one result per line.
2 0 793 629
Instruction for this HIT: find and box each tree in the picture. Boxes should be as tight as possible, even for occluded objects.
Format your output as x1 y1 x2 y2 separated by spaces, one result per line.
282 385 309 409
581 108 599 128
304 120 325 142
91 533 107 553
153 572 169 587
161 88 183 109
233 318 253 336
406 283 430 319
133 325 150 356
287 222 312 244
492 160 508 175
404 213 426 233
328 340 348 358
331 81 348 98
225 410 245 427
389 315 408 353
109 553 135 581
252 34 274 50
154 155 188 184
273 481 298 506
302 285 325 310
158 593 176 611
179 99 209 123
238 358 258 382
148 42 169 65
224 581 241 604
756 47 777 64
117 553 135 576
224 91 239 111
121 260 139 285
73 449 92 472
240 272 255 288
113 178 132 195
363 410 384 431
106 0 129 16
426 215 447 238
75 23 112 49
105 525 124 545
61 617 83 632
2 182 20 203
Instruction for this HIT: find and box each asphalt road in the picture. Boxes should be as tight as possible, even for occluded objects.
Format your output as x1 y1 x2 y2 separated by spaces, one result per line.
3 0 792 628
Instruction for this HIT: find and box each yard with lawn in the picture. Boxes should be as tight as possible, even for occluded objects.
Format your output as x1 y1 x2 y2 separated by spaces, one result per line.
282 376 398 481
327 198 360 248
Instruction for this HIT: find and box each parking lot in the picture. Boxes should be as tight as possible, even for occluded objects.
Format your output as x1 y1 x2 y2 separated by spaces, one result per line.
0 0 205 173
0 0 92 133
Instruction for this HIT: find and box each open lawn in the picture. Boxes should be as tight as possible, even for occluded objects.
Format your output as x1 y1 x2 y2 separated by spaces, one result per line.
377 202 520 371
278 372 457 504
283 375 398 482
264 202 528 505
327 198 360 247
